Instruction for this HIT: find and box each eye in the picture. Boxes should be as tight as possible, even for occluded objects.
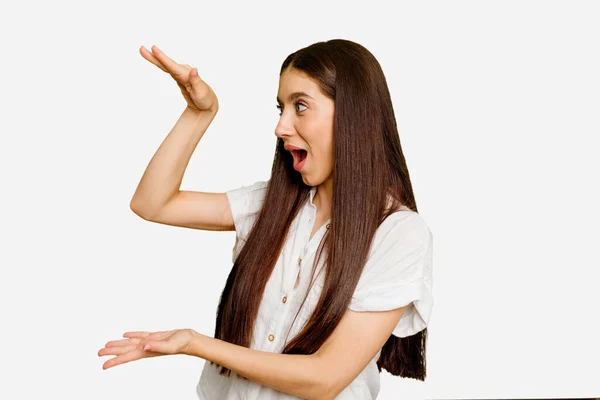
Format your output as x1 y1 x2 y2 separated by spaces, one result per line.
295 102 307 112
276 101 307 116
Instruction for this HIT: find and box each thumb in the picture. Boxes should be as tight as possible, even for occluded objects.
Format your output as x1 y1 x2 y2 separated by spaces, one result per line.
143 341 168 353
190 67 202 82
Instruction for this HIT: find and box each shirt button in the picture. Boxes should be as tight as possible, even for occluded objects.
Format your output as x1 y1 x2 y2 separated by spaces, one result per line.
326 223 331 229
268 334 275 341
282 296 287 303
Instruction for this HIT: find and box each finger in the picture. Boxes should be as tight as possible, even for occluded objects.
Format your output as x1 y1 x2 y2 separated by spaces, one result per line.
143 339 177 354
190 67 203 83
123 330 172 339
98 344 136 357
183 68 197 90
102 348 144 370
148 329 179 340
150 45 181 74
123 331 152 338
139 46 168 73
106 337 141 347
185 68 206 96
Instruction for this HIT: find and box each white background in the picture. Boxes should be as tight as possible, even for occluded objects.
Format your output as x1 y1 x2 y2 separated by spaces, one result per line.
1 1 598 399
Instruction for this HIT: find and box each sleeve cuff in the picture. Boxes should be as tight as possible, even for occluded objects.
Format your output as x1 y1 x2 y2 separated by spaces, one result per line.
347 277 433 338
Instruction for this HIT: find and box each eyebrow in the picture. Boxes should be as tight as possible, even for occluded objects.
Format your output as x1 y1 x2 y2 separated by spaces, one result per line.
276 91 314 104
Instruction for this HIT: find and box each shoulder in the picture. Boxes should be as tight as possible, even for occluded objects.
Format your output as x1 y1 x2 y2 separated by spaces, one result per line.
225 180 269 213
358 209 433 280
373 209 432 252
225 179 269 201
348 208 434 333
225 180 270 250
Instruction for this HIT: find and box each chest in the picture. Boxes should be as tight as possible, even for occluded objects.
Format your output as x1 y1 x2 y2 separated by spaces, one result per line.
309 212 330 242
250 207 331 351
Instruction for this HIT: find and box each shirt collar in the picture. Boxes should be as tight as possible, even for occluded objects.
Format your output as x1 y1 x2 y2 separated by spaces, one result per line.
309 185 317 206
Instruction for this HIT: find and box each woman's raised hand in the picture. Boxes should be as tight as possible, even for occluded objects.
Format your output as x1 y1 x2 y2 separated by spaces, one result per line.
140 45 219 114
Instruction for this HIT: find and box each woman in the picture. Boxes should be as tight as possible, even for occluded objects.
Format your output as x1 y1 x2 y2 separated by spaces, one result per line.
98 39 434 400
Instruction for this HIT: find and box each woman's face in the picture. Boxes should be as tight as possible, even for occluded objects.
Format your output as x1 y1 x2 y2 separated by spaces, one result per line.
275 67 335 187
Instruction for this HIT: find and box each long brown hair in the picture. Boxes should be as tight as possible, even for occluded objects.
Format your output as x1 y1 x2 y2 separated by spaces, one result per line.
211 39 427 381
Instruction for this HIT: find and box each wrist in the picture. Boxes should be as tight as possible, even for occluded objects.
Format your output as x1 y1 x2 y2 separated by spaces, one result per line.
185 105 218 119
185 330 209 358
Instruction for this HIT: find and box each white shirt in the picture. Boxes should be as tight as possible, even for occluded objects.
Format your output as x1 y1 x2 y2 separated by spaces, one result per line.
196 180 433 400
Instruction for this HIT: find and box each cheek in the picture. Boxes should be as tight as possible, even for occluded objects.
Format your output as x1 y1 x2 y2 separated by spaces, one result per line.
304 123 334 164
313 145 334 172
325 137 334 164
316 137 334 163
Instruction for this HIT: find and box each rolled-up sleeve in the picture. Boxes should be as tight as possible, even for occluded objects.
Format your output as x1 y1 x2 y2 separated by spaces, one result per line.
347 212 434 338
225 180 269 262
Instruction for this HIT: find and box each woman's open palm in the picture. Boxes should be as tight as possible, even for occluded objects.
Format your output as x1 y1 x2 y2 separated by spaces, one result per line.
97 328 196 370
140 45 218 114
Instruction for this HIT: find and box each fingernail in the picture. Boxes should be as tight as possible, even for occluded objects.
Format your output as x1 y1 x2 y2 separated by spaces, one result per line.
144 344 151 351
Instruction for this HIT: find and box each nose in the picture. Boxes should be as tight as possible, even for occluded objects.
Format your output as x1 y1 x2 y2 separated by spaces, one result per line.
274 114 295 140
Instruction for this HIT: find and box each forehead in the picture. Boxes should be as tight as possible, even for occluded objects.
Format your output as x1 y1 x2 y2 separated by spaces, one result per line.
276 68 320 102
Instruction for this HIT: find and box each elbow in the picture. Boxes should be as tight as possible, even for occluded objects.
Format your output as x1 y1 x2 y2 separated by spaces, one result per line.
129 199 144 217
317 384 339 400
307 357 338 400
305 383 335 400
129 199 153 220
315 370 347 400
300 373 332 400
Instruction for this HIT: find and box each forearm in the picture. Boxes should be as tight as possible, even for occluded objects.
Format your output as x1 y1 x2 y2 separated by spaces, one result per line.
130 106 217 218
188 332 331 400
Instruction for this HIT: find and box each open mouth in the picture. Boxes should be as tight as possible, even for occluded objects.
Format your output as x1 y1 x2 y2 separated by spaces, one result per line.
291 149 308 171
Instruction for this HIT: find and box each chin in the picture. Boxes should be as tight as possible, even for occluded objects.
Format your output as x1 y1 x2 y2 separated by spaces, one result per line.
301 175 318 187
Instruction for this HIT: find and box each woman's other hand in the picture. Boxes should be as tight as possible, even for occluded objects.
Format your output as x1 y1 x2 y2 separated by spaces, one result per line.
98 328 198 370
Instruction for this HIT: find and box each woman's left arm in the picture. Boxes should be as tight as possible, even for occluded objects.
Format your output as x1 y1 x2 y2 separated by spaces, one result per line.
187 304 408 400
99 307 407 400
187 333 329 400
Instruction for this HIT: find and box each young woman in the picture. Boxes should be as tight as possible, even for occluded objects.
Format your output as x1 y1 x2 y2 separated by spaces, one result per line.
98 39 434 400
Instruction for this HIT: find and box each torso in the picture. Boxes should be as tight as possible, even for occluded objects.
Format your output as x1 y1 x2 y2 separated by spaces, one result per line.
309 213 330 242
198 182 387 400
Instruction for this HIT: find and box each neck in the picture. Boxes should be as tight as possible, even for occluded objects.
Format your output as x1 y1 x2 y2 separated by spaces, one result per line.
313 179 333 217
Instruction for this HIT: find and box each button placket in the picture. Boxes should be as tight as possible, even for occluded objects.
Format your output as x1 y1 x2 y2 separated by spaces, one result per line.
265 290 285 347
292 214 312 292
265 319 277 346
293 255 303 290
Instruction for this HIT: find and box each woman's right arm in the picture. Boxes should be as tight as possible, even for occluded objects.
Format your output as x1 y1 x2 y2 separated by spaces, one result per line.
129 45 233 232
130 107 233 231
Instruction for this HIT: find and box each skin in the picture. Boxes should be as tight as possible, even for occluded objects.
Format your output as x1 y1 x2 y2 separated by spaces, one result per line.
275 67 334 219
98 307 408 399
98 46 409 400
